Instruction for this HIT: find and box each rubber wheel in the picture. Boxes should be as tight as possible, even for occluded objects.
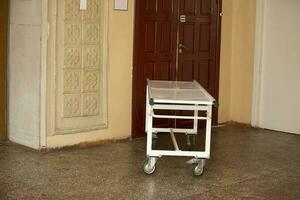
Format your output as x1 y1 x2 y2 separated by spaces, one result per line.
144 161 156 175
193 164 204 176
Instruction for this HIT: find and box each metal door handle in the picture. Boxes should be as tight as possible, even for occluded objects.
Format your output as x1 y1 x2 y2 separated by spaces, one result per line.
179 43 189 50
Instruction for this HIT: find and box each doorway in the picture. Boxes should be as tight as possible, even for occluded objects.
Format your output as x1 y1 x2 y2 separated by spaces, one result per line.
132 0 222 138
253 0 300 135
0 0 9 141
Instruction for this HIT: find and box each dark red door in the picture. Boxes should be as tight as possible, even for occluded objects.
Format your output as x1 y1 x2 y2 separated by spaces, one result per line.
132 0 178 137
177 0 220 128
0 0 8 140
132 0 221 138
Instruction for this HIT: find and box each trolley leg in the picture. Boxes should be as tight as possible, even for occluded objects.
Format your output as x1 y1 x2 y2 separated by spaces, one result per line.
145 86 153 156
146 107 153 156
193 106 198 133
205 106 212 158
145 86 150 133
186 107 198 150
144 86 159 175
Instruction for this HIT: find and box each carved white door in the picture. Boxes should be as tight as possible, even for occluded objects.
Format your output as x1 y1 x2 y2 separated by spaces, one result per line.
47 0 108 135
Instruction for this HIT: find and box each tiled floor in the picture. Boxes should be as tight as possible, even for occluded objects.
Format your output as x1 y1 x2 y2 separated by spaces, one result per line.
0 125 299 199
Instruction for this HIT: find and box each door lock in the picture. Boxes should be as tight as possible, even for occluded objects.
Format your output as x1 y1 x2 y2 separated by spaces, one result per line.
180 15 186 23
178 43 188 53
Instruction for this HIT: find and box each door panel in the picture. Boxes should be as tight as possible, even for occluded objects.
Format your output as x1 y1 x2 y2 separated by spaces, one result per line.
47 0 108 135
0 0 8 140
177 0 219 127
132 0 221 137
133 0 178 137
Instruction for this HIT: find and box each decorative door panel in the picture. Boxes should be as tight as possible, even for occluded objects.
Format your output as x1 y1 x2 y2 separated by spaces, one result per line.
48 0 108 135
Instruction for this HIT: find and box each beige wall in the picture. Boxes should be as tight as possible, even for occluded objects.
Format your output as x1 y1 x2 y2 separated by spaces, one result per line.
49 0 257 148
218 0 233 123
8 0 256 149
230 0 256 123
47 0 134 148
219 0 256 124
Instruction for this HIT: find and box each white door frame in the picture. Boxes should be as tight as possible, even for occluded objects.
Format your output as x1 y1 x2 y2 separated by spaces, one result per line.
40 0 48 148
251 0 265 127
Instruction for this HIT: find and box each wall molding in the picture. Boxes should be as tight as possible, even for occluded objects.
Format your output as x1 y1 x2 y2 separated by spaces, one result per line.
40 0 48 148
251 0 265 127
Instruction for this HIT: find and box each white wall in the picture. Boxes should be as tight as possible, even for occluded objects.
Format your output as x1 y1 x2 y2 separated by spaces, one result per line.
255 0 300 134
8 0 42 148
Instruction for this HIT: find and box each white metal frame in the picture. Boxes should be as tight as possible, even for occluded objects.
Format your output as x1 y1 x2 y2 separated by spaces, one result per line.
145 80 215 160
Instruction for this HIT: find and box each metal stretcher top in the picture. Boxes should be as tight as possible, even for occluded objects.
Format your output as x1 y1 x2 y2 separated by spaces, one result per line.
147 80 216 105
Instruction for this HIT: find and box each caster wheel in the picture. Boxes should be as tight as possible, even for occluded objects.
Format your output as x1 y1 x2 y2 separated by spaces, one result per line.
144 161 156 175
193 164 203 176
143 157 157 175
193 159 205 176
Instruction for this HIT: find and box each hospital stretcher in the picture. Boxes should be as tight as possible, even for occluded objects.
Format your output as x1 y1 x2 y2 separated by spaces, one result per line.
144 79 217 176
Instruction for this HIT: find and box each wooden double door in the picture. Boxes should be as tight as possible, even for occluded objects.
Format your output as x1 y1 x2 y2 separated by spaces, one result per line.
132 0 222 138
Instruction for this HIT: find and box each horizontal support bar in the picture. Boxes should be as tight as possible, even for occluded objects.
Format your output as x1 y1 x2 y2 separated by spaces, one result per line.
153 128 197 134
153 99 213 105
152 104 208 111
148 150 210 158
152 112 209 120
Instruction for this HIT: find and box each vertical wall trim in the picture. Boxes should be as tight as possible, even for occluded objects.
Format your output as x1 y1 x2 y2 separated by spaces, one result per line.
251 0 265 127
40 0 48 148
